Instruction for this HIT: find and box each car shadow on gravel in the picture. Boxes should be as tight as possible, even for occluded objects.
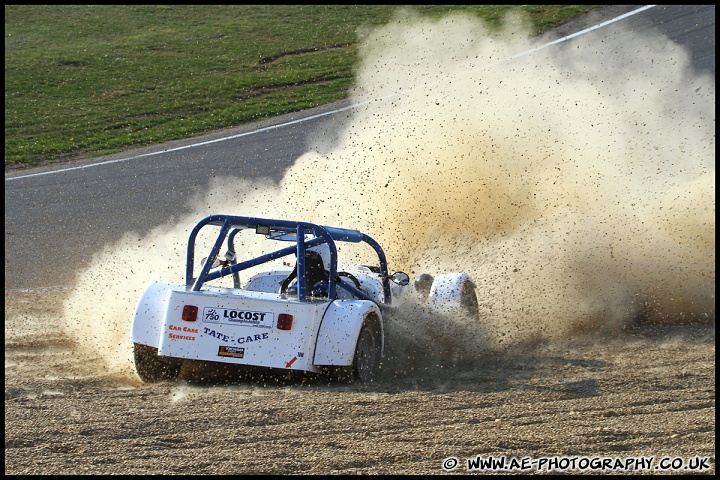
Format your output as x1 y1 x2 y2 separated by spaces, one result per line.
169 322 713 398
168 339 610 396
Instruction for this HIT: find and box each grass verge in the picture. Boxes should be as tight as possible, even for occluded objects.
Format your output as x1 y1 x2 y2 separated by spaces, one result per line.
5 5 603 168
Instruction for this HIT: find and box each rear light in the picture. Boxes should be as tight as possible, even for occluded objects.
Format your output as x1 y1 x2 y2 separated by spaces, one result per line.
182 305 198 321
277 313 293 330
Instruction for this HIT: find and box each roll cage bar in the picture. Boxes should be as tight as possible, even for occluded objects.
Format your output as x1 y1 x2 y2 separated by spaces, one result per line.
185 214 393 304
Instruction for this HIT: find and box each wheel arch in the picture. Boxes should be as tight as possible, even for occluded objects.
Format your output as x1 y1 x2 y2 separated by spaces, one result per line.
313 300 383 366
131 281 175 347
428 272 479 319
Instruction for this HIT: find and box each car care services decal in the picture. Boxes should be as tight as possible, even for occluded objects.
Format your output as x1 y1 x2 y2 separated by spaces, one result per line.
218 346 244 358
167 324 198 341
202 307 274 328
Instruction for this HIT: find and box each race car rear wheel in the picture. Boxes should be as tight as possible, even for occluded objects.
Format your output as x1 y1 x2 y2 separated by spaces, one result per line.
352 320 382 383
133 343 182 383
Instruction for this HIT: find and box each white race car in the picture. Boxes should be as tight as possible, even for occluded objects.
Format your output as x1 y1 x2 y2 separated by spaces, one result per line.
131 215 478 383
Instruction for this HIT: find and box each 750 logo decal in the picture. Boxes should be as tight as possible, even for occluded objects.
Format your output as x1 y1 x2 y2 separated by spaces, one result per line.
202 307 274 328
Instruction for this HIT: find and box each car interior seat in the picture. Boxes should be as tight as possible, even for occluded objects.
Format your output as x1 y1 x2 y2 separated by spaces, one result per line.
281 250 329 297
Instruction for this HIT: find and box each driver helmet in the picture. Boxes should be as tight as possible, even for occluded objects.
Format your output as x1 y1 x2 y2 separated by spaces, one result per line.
287 279 328 297
306 243 331 271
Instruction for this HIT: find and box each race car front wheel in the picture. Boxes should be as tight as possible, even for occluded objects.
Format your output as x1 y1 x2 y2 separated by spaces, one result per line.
460 280 479 320
133 343 182 383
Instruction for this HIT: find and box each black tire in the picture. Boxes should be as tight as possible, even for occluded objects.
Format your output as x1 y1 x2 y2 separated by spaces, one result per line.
352 320 382 383
133 343 182 383
414 273 434 301
460 281 480 320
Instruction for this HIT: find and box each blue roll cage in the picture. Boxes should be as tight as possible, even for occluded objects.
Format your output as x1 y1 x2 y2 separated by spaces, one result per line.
185 214 393 304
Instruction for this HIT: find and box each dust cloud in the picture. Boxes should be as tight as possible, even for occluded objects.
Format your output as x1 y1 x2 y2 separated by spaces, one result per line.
62 9 714 377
